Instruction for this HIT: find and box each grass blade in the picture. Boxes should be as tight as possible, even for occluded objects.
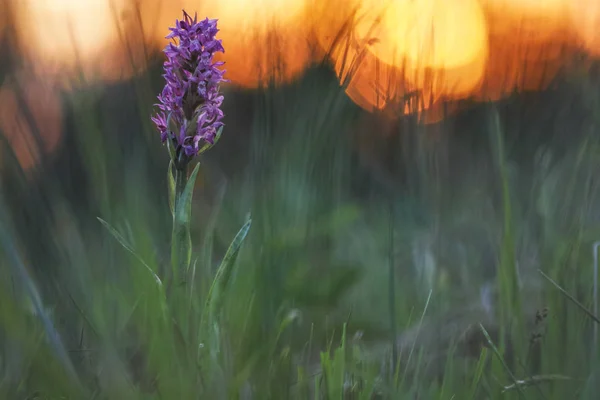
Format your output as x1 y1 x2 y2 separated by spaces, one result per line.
538 269 600 324
479 324 525 398
468 347 489 399
97 217 163 287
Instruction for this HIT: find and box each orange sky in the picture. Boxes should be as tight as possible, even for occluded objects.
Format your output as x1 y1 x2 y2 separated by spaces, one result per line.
14 0 600 98
2 0 599 169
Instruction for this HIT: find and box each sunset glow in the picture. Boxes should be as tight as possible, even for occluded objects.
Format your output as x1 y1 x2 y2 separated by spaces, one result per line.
569 0 600 56
312 0 488 113
196 0 313 88
481 0 569 42
19 0 131 82
9 0 600 112
356 0 488 70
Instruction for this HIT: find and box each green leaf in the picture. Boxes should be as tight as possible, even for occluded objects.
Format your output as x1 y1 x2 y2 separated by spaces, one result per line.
166 137 176 162
97 217 163 287
167 160 176 216
174 163 201 228
214 125 224 145
205 215 252 321
171 163 201 281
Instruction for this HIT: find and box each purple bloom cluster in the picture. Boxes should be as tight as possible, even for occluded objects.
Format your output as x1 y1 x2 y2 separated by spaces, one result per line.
152 11 226 161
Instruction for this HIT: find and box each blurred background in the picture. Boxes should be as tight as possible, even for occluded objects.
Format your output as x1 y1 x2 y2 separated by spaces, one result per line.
1 0 600 398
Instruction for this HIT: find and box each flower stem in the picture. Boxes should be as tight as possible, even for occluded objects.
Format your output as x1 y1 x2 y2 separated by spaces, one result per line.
174 167 186 207
171 166 189 287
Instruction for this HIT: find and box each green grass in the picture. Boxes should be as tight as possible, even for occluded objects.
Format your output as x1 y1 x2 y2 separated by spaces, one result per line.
1 4 600 399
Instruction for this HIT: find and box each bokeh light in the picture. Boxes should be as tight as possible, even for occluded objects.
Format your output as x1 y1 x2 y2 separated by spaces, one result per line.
362 0 487 103
315 0 487 115
356 0 487 71
311 0 412 113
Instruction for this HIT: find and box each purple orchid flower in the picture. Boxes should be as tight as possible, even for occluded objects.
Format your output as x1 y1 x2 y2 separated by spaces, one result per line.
151 11 226 166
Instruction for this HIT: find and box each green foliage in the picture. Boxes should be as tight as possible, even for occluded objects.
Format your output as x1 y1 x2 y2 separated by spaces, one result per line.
205 215 252 323
320 324 347 399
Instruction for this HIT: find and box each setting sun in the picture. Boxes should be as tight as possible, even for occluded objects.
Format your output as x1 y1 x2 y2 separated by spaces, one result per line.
356 0 487 71
316 0 488 113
